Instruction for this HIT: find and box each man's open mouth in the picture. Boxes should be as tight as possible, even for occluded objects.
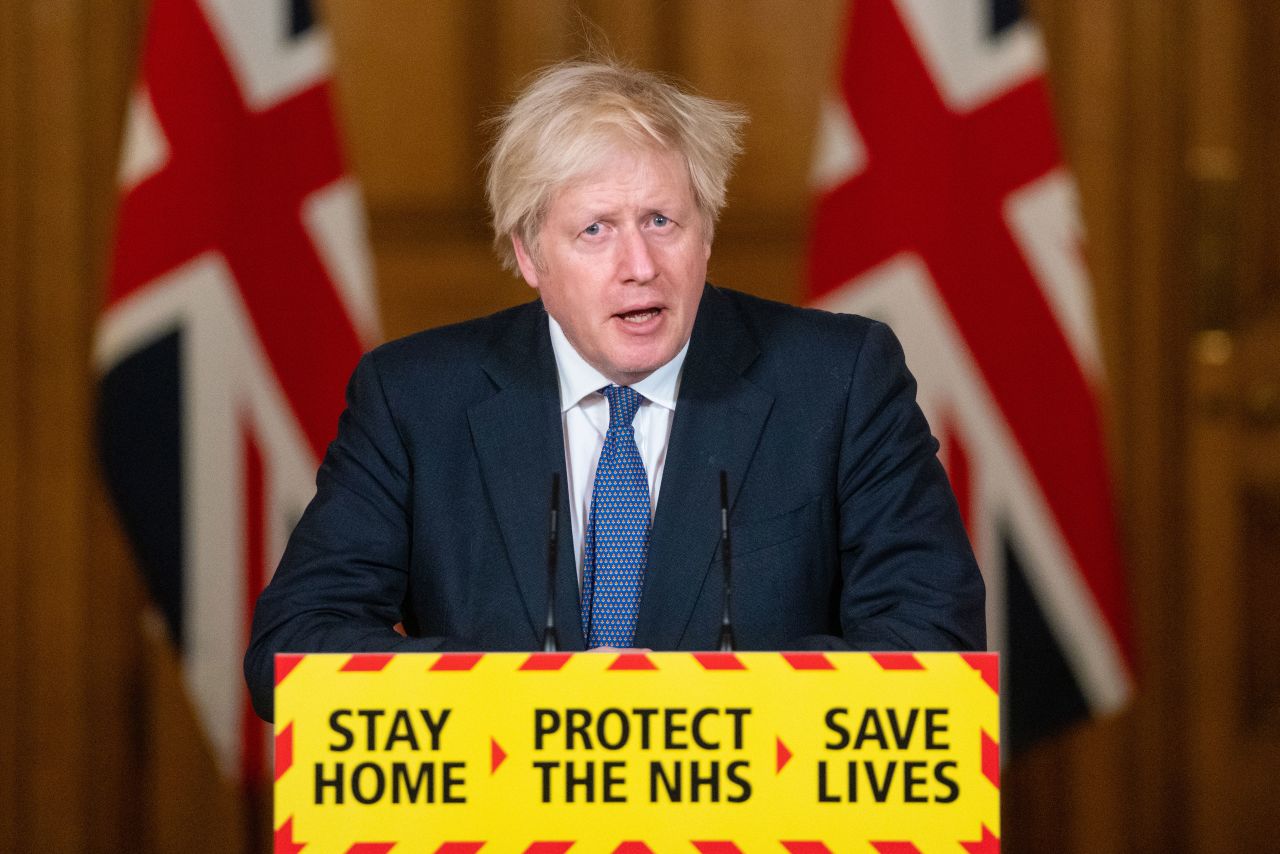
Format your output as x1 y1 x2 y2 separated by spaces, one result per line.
616 307 661 323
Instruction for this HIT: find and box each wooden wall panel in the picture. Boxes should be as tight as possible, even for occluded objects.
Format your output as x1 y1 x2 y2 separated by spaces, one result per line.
24 1 91 849
679 0 844 305
375 242 527 341
1045 2 1134 849
80 3 147 850
1125 2 1194 846
1240 2 1280 311
0 1 27 848
679 0 844 217
324 0 477 209
578 0 662 69
490 0 579 94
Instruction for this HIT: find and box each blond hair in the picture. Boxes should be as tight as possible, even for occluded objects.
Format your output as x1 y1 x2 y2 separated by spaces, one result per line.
485 59 747 272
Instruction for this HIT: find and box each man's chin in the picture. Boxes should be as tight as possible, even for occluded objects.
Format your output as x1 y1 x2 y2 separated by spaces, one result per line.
603 355 668 386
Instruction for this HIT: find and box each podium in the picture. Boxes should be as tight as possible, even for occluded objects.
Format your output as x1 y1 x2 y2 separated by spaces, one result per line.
273 652 1000 852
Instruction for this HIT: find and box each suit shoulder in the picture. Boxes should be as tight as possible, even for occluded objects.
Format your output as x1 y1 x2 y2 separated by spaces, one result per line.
363 299 539 378
714 286 886 357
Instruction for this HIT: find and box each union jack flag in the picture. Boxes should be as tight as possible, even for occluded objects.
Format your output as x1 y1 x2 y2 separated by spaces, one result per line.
95 0 378 781
808 0 1133 752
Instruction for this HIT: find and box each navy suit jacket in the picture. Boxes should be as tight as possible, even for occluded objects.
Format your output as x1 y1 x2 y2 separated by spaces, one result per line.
246 285 985 720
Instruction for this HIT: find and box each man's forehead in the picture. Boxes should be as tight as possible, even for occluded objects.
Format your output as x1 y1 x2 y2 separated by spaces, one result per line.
552 151 695 209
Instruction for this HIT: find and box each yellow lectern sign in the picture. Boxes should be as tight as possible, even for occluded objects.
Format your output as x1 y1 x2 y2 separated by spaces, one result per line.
273 652 999 853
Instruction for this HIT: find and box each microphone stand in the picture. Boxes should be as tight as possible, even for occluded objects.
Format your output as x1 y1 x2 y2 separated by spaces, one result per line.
718 470 736 652
542 473 561 653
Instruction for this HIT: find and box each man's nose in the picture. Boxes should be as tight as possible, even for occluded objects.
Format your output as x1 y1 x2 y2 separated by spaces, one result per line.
618 228 657 284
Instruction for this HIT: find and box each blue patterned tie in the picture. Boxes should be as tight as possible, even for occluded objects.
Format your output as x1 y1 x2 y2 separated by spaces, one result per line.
582 385 650 647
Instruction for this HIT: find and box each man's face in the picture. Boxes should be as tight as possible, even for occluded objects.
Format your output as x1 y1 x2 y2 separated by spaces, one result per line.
513 146 710 386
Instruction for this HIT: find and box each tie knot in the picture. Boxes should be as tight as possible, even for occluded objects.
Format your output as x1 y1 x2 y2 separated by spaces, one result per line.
601 385 643 429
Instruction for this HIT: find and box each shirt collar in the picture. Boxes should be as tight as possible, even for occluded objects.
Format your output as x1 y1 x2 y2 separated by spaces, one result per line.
547 314 689 413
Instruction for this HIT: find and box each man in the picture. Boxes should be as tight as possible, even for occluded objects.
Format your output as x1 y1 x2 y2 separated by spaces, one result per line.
245 60 985 721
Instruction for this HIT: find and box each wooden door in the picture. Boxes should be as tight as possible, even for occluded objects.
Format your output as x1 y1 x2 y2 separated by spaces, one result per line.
1186 2 1280 851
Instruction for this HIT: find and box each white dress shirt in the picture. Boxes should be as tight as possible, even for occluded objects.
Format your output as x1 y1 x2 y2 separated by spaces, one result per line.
547 316 688 588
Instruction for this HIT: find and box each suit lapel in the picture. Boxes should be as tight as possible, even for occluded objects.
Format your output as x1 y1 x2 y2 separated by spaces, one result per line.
634 286 773 650
468 303 585 650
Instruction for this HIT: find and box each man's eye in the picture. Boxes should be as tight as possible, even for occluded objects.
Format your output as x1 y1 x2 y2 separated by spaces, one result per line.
582 223 602 236
652 214 670 227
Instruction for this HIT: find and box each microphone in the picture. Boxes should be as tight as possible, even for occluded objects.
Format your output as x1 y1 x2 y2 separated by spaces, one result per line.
717 470 736 652
542 473 561 653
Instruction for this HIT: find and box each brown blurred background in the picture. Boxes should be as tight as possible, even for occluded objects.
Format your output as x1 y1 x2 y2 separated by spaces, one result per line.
2 0 1278 851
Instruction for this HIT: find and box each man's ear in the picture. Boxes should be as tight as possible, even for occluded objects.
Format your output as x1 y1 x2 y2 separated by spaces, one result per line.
511 234 540 289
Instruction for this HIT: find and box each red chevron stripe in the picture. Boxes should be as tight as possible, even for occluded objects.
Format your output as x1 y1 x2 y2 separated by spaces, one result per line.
522 844 573 854
960 826 1001 854
275 653 305 686
782 653 834 670
273 722 293 782
274 816 304 854
519 653 573 671
962 653 1000 694
608 653 657 671
431 653 484 671
982 730 1001 789
871 653 924 670
780 843 833 854
692 652 746 670
340 654 394 672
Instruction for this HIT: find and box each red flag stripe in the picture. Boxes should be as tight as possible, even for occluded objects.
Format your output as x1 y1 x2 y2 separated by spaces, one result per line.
241 426 267 784
942 417 974 535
